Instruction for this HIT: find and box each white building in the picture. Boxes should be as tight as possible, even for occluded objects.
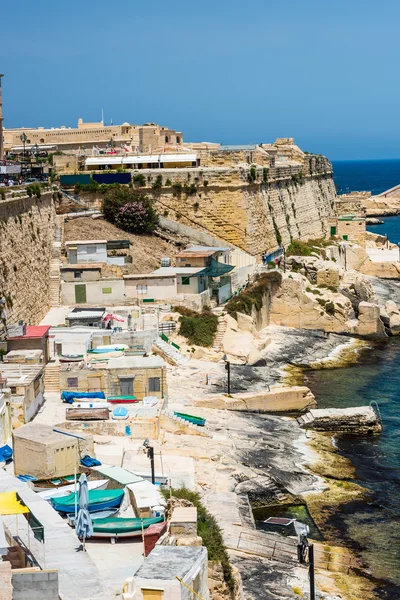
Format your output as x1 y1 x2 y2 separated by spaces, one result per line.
123 546 209 600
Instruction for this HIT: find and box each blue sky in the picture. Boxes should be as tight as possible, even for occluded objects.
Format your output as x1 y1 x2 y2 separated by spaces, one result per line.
1 0 400 160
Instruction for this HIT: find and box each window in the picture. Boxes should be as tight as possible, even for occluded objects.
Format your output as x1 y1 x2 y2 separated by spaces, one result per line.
137 284 148 294
102 287 112 294
74 271 82 279
86 245 96 254
165 136 169 143
181 277 190 286
176 136 181 144
149 377 161 392
67 377 78 388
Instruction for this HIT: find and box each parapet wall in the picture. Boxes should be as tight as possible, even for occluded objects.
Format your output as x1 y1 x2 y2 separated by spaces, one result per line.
0 192 55 337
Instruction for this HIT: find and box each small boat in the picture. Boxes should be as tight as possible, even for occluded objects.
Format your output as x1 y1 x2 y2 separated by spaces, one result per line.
72 402 111 409
66 407 109 421
51 489 125 514
112 406 129 420
90 516 164 539
173 411 206 427
67 508 118 527
107 396 138 404
38 479 109 501
33 475 76 492
59 354 84 363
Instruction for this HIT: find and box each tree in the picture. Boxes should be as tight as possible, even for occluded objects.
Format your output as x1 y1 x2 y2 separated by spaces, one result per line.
102 188 158 234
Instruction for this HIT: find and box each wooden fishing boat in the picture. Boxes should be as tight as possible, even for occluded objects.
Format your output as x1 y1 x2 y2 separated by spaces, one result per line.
90 516 164 539
51 489 125 514
33 475 76 492
173 411 206 426
38 479 109 501
59 354 84 363
66 407 109 421
67 508 118 527
107 396 138 404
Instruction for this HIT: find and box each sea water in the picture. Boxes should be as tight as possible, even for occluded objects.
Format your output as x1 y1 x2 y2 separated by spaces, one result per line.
305 161 400 595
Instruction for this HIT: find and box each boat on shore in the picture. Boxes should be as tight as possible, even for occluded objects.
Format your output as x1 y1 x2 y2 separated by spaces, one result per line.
38 479 109 501
51 489 125 514
107 396 138 404
90 516 164 539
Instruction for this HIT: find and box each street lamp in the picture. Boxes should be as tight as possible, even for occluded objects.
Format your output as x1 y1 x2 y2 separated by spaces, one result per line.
143 438 155 485
397 242 400 262
20 133 27 160
223 354 231 395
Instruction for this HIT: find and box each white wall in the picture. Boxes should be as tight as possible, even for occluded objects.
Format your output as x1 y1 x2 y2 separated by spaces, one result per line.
218 283 231 304
176 276 203 294
61 279 126 305
125 278 178 301
70 243 108 263
49 327 94 359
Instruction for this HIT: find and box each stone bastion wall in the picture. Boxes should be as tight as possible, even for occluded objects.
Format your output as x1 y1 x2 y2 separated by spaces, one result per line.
76 155 336 256
0 192 55 337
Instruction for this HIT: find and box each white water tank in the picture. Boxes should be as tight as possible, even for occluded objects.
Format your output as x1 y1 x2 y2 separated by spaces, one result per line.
160 257 171 267
151 505 166 518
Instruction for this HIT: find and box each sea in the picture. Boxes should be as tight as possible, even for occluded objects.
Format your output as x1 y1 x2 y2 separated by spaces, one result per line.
304 160 400 597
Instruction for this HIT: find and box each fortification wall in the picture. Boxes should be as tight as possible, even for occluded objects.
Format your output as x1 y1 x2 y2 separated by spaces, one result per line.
0 192 55 336
70 155 336 256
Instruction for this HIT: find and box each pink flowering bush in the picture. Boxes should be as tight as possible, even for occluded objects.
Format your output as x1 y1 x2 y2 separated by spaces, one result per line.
102 187 158 234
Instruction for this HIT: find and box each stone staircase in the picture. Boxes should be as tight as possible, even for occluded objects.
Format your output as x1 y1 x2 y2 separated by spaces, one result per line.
44 363 60 393
212 316 227 351
49 220 62 307
154 338 189 366
142 312 158 331
162 409 208 433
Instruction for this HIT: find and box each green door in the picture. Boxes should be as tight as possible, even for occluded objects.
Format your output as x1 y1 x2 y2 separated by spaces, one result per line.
330 226 337 236
75 284 87 304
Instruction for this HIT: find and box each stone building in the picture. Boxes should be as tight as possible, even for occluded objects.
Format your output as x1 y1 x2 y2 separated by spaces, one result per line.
0 364 44 425
60 356 167 400
4 118 184 154
0 74 4 160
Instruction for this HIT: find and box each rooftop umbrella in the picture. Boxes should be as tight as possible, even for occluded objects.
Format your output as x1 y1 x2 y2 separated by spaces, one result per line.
75 473 93 551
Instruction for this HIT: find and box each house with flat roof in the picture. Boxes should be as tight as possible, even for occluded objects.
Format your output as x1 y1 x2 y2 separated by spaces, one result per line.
65 307 106 327
65 239 132 267
123 546 209 600
7 326 50 364
0 364 44 425
60 355 167 400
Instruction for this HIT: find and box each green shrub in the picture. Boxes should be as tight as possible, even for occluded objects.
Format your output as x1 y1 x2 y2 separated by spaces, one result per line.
0 189 5 200
325 301 335 315
162 487 235 594
132 173 146 187
152 175 163 189
226 272 282 319
262 167 269 184
248 165 257 183
203 180 209 187
165 178 172 186
184 183 197 196
174 307 218 347
172 182 183 195
287 240 313 257
267 260 275 270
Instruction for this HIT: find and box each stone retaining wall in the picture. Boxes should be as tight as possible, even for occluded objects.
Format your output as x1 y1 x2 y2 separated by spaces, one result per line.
0 192 55 338
194 386 316 412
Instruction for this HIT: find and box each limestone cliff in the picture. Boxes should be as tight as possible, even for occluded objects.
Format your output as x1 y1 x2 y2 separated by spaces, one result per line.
74 155 336 257
0 192 56 337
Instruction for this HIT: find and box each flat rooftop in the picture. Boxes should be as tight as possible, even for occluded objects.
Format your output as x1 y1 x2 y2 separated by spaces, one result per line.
65 240 107 246
151 267 203 276
0 364 43 386
61 263 103 270
13 422 89 446
8 325 50 340
134 546 206 580
96 356 164 370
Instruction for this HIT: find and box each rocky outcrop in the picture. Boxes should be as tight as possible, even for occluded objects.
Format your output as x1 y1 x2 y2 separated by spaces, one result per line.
221 314 270 364
194 386 316 413
380 300 400 335
297 406 382 434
